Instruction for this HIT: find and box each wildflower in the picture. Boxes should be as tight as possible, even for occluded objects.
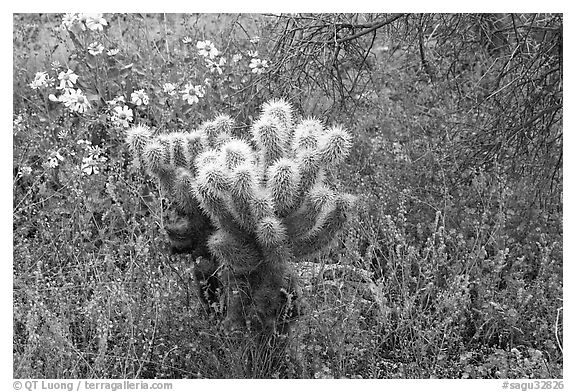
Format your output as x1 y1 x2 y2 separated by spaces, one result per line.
81 156 100 175
206 57 226 75
61 13 82 31
106 48 119 56
182 36 193 44
57 69 79 90
247 50 259 58
196 40 219 59
81 146 107 175
18 166 32 177
106 95 126 106
84 13 108 31
131 89 149 106
232 53 243 63
51 60 61 70
250 36 260 44
61 89 91 113
88 42 104 56
44 157 59 169
29 71 51 89
181 83 205 105
112 105 133 128
44 151 65 169
163 83 177 96
249 58 269 74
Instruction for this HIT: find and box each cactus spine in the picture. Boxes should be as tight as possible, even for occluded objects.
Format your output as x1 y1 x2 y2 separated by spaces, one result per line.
126 99 355 336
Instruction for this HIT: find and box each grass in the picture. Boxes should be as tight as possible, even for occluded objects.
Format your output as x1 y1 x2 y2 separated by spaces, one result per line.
13 13 562 379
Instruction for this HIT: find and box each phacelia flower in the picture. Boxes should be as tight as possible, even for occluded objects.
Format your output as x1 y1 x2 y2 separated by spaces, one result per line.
112 105 133 128
249 58 269 74
196 40 219 59
88 42 104 56
181 83 205 105
131 89 149 106
57 69 79 90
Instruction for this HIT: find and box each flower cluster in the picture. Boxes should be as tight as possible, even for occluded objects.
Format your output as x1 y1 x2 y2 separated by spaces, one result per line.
163 83 177 96
88 42 105 56
40 68 91 114
43 150 65 169
29 72 53 90
60 13 108 33
81 145 108 175
249 58 269 74
206 57 226 75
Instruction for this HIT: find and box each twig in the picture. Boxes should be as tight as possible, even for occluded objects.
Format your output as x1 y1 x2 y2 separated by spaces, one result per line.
555 306 563 354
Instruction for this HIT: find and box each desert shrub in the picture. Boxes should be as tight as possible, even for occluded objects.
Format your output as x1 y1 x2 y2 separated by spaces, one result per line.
13 13 562 379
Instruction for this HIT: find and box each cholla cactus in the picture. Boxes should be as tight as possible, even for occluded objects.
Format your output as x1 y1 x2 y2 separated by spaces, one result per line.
126 99 355 335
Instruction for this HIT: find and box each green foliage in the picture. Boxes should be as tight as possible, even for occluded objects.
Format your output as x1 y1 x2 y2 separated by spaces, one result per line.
13 13 562 379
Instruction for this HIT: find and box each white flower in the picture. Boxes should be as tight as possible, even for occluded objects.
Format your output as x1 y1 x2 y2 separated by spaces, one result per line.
112 105 133 128
196 40 219 59
84 13 108 31
131 90 149 106
232 53 243 63
106 95 126 106
206 57 226 75
61 13 82 31
250 36 260 44
81 156 100 175
81 146 107 175
44 151 65 169
88 42 104 56
162 83 177 96
61 89 91 113
182 36 193 44
181 83 205 105
247 50 259 58
18 166 32 177
106 48 119 56
51 61 61 70
249 58 269 74
29 72 51 89
44 157 60 169
57 69 79 90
